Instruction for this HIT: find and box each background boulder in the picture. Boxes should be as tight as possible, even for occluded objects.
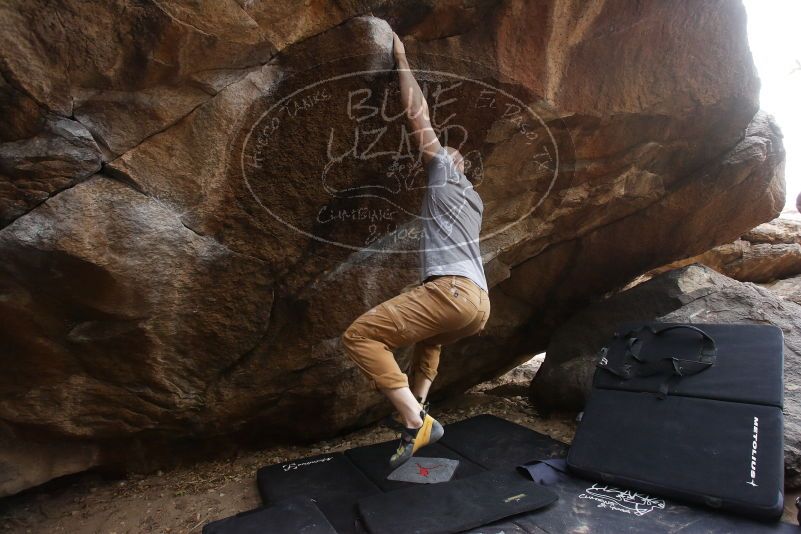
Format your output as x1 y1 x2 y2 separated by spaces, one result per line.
638 217 801 284
0 0 787 494
764 275 801 306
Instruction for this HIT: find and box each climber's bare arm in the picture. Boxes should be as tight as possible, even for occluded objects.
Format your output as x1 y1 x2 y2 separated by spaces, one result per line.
393 32 442 164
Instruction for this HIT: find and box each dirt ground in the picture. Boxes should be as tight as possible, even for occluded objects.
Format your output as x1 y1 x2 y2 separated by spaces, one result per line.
1 357 798 533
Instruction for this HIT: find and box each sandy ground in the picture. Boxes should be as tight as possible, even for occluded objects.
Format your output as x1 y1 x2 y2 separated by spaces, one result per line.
1 357 798 532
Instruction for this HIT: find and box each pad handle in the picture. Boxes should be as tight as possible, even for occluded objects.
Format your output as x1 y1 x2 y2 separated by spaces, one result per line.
629 324 717 374
596 323 718 396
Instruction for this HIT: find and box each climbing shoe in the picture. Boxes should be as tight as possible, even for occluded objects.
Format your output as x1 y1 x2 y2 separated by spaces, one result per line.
388 410 444 469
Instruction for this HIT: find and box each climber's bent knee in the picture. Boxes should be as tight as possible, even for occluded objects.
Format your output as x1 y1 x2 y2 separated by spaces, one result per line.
341 324 409 390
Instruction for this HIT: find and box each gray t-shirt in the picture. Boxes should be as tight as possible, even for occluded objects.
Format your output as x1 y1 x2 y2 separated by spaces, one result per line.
419 147 488 292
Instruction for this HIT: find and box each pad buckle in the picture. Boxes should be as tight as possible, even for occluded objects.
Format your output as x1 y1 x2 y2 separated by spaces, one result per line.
597 346 609 366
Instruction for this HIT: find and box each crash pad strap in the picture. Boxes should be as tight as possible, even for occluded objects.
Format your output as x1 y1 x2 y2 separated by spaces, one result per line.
357 468 557 534
597 323 717 396
592 323 784 407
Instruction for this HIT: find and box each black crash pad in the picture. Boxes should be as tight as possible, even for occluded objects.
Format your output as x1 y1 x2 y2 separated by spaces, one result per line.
438 413 568 469
569 388 784 519
513 459 799 533
357 468 558 534
222 414 797 534
256 452 378 504
256 452 378 533
252 415 564 534
202 496 337 534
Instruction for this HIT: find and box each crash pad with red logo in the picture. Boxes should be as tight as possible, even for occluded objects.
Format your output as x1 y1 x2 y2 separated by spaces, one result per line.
386 457 460 484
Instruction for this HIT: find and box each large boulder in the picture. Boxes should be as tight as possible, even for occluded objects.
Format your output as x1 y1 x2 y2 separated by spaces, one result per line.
763 274 801 306
464 109 785 393
0 0 787 494
0 177 274 495
530 264 801 487
637 217 801 284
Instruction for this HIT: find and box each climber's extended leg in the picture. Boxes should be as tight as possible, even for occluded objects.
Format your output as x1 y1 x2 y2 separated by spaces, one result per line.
341 276 485 466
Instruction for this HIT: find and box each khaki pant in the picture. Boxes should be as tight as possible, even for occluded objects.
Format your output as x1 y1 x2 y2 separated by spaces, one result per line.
342 275 491 390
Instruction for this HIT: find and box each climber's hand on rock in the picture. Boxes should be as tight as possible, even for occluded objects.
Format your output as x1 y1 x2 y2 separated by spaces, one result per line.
392 32 406 60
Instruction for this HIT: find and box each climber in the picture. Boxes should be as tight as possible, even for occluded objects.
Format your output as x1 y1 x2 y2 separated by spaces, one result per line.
341 31 491 468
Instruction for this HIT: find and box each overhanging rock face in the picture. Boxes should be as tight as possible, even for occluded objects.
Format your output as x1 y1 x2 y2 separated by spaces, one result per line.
0 0 786 494
635 216 801 284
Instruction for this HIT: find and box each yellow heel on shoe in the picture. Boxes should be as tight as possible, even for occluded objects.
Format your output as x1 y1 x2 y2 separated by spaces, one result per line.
388 411 444 469
412 413 444 454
